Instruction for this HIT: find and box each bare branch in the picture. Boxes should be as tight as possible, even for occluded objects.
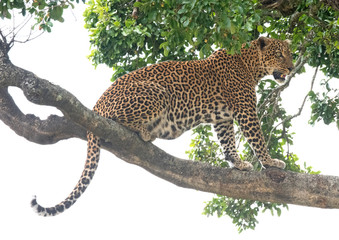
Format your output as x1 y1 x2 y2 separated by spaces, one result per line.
0 11 44 48
12 14 45 44
132 0 140 19
321 0 339 11
257 54 308 116
260 0 339 16
266 66 319 146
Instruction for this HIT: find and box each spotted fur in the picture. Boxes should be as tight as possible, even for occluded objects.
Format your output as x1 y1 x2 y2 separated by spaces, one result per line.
31 37 294 216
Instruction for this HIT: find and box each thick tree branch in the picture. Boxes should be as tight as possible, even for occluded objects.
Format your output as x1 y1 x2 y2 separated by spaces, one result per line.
260 0 339 15
0 87 87 144
322 0 339 11
1 43 339 210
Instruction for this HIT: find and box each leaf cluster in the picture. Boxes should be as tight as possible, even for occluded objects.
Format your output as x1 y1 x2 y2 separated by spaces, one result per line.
83 0 262 80
203 196 287 233
309 80 339 129
0 0 84 32
186 125 228 168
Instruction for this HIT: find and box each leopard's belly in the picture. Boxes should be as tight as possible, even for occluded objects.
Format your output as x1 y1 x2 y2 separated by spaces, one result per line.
144 103 234 140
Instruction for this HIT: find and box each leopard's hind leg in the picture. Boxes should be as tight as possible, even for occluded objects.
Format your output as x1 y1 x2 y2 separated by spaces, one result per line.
110 81 171 142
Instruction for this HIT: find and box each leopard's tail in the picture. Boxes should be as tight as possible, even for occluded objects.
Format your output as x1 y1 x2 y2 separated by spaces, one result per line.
31 132 100 217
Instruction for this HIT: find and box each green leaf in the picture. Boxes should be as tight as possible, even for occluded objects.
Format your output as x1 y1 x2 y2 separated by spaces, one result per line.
38 0 47 10
125 19 135 28
257 25 263 33
177 8 186 14
230 24 236 34
182 17 190 27
133 1 143 7
50 6 63 21
113 21 121 27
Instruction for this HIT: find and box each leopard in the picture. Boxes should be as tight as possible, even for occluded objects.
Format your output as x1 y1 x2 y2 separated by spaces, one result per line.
31 36 294 216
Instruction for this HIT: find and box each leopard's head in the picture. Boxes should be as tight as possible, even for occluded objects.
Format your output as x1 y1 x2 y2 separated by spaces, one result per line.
257 37 294 84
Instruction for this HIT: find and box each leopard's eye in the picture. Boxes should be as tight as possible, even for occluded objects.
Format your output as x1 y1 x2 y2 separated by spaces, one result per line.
276 52 283 58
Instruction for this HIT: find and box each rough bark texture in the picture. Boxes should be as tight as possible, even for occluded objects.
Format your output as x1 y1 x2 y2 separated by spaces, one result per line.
1 39 339 209
260 0 339 15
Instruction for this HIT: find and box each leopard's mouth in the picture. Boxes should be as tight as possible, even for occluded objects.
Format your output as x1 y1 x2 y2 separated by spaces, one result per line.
273 71 287 83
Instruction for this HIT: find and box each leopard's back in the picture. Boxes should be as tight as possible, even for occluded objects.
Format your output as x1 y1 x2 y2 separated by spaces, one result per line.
94 59 234 141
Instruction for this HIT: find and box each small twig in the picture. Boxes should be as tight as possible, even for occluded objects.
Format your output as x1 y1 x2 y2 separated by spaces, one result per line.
257 54 308 115
266 66 319 146
132 0 140 19
0 29 11 55
14 30 44 44
0 9 45 48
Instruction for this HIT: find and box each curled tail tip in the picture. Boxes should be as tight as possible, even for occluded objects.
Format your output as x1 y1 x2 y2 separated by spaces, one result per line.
31 195 37 206
31 195 61 217
31 195 46 217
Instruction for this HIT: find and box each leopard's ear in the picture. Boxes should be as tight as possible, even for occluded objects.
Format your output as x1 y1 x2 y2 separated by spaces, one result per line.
258 36 269 50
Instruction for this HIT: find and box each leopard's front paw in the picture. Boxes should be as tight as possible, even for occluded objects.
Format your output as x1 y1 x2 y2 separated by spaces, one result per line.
234 161 253 171
263 159 286 169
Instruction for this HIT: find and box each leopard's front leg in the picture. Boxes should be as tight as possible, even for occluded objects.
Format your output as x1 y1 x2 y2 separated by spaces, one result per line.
235 108 286 169
214 120 253 171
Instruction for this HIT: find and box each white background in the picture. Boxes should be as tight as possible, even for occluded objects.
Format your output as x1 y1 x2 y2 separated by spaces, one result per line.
1 5 339 240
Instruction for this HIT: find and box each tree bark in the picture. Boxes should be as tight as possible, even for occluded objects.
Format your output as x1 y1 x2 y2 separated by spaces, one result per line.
260 0 339 15
1 41 339 210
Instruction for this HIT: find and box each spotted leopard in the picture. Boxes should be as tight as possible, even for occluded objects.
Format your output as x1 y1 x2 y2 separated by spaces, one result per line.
31 36 294 216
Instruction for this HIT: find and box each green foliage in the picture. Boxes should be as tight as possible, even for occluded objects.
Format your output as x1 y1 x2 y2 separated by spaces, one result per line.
0 0 85 32
296 4 339 78
0 0 25 19
309 80 339 129
84 0 262 80
186 125 228 168
203 197 288 233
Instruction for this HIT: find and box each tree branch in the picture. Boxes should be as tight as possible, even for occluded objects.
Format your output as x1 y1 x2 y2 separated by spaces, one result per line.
0 87 87 144
1 43 339 209
257 54 308 116
260 0 339 16
132 0 140 19
266 66 318 146
321 0 339 11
